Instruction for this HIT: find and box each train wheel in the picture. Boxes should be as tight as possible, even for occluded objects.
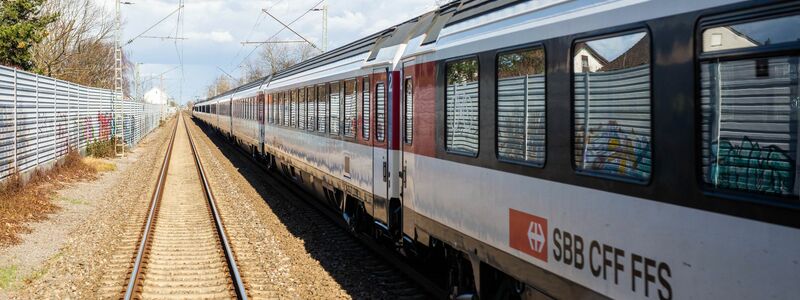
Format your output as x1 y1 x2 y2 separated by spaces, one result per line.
446 248 476 299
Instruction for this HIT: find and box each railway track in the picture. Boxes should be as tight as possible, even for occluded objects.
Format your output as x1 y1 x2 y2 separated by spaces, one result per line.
189 117 448 299
122 114 247 299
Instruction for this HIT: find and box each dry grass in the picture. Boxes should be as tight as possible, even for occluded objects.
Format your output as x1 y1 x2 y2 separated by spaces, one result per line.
0 151 97 247
82 157 116 172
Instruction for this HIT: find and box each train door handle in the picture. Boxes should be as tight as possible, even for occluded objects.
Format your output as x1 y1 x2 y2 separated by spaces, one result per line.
399 165 407 189
382 161 388 182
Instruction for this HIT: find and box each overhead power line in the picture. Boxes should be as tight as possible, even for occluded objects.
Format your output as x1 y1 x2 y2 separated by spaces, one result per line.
125 4 184 46
261 9 321 51
232 0 324 73
240 40 306 45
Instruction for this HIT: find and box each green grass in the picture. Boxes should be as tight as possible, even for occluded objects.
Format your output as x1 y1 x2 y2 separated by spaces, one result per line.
59 196 88 205
0 265 18 289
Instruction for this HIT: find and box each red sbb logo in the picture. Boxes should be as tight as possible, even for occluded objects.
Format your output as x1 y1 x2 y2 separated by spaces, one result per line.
509 209 548 262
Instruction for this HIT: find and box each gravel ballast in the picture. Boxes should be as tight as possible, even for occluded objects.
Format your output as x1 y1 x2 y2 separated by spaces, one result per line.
1 118 176 299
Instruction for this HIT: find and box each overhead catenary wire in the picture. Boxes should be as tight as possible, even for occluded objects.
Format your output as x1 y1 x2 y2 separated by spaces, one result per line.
125 4 184 46
261 9 321 51
231 0 324 74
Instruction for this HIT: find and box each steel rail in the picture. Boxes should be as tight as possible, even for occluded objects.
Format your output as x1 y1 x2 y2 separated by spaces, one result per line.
183 114 248 300
123 116 179 300
188 117 447 299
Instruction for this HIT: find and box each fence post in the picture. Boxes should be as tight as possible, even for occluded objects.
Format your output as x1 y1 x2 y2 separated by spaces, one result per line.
66 81 71 152
581 72 591 168
523 75 529 158
12 69 18 173
35 74 40 166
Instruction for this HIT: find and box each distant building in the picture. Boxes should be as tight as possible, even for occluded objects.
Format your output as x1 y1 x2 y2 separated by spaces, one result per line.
599 36 650 71
702 26 758 52
144 87 170 105
573 44 608 73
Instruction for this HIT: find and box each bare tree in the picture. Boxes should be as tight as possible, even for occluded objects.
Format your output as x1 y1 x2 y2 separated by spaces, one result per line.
205 75 233 98
257 42 319 75
32 0 132 94
205 42 319 98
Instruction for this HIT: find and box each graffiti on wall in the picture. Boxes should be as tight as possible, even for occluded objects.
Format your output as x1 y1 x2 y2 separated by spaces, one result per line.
709 137 795 195
98 113 112 140
579 122 652 180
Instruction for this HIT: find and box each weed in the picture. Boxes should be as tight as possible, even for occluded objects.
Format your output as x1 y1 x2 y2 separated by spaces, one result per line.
59 196 88 206
0 149 96 246
0 265 17 289
82 157 116 172
86 138 117 158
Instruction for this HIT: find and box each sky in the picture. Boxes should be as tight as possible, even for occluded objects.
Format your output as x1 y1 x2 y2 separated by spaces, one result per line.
96 0 440 104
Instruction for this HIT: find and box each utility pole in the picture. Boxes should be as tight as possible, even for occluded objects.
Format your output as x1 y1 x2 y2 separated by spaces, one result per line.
322 2 328 52
114 0 125 157
135 63 141 102
311 1 328 52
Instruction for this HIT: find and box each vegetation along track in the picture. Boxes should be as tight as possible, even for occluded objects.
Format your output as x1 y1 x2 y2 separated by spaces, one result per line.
190 116 447 299
122 114 246 299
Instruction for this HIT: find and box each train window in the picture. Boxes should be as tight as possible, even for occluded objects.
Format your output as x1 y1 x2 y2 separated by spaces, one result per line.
573 31 652 182
344 80 357 138
269 94 274 124
700 13 799 197
277 93 282 125
284 91 290 127
318 84 328 133
446 57 479 156
291 89 299 128
404 78 413 144
307 86 316 131
299 89 306 130
497 47 546 165
376 82 386 142
330 82 341 135
702 14 800 53
362 77 370 140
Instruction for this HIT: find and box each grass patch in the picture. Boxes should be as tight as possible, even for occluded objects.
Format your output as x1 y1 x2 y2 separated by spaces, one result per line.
86 138 116 158
0 265 17 289
59 196 88 206
82 157 116 172
0 150 96 247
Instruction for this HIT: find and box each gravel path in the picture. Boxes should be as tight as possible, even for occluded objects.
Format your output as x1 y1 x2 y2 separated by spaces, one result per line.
185 116 425 299
1 118 176 299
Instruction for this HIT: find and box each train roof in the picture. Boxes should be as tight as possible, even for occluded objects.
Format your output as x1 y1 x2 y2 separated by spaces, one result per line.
202 0 642 100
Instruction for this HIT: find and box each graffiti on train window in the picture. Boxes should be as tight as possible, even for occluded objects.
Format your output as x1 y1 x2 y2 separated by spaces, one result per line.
573 31 652 181
701 55 798 196
344 80 357 138
497 47 545 165
446 57 479 156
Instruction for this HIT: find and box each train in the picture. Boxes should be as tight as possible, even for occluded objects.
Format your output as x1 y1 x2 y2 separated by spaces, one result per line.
192 0 800 299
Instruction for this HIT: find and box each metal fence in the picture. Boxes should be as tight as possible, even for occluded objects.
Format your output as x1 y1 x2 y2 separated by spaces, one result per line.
0 65 168 183
574 64 652 180
700 56 799 196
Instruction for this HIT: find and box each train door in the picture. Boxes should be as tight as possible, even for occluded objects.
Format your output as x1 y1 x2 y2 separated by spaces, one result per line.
371 67 391 234
400 60 414 240
257 93 265 154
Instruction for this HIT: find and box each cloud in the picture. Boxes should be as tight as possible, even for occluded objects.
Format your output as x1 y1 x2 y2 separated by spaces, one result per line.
97 0 440 103
185 31 235 43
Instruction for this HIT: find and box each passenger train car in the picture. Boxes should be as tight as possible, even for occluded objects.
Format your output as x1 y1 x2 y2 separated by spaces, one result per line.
193 0 800 298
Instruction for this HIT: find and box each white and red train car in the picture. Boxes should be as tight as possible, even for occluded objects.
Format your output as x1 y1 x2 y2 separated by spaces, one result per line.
193 0 800 298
